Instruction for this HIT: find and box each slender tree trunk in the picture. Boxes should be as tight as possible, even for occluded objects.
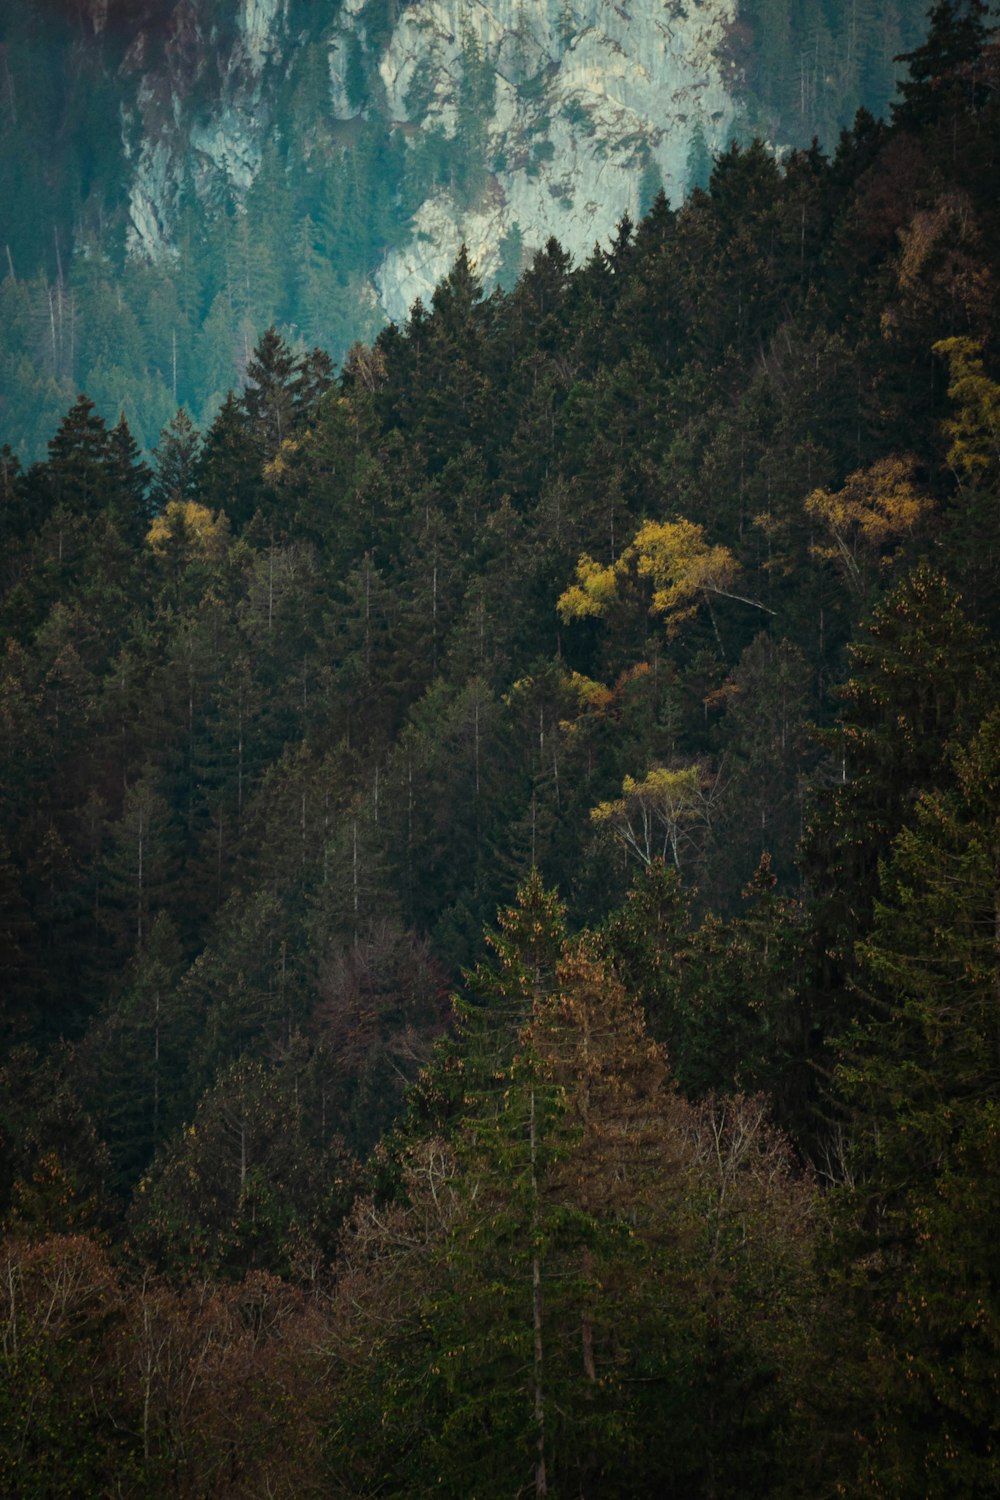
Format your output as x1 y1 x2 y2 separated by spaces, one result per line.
153 990 160 1143
142 1302 153 1463
352 818 359 945
237 685 244 821
530 1086 547 1497
137 808 145 943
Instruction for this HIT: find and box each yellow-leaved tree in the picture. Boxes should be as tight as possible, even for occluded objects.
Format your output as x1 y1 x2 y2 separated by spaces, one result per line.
146 500 230 599
590 762 723 872
803 456 930 596
558 518 773 642
933 336 1000 482
931 337 1000 610
146 499 229 560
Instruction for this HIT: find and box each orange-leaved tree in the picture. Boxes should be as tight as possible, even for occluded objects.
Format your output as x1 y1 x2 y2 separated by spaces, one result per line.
803 456 930 596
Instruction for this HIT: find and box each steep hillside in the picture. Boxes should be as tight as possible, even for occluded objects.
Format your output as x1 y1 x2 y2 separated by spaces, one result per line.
3 7 1000 1493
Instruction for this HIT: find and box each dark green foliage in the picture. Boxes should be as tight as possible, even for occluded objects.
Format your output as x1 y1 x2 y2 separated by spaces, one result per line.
800 565 990 987
0 1045 111 1236
601 857 810 1129
128 1049 358 1281
193 389 256 520
150 408 199 512
836 707 1000 1495
685 121 714 195
329 906 823 1498
892 0 995 132
0 8 999 1489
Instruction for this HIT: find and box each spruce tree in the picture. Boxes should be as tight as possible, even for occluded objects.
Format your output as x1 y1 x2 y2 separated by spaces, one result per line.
837 707 1000 1496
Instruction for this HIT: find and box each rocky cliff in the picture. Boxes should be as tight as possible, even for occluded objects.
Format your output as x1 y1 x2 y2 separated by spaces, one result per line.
119 0 740 321
358 0 739 320
0 0 930 456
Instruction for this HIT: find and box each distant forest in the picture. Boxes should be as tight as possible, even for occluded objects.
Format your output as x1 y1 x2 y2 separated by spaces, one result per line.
0 0 933 461
3 3 1000 1495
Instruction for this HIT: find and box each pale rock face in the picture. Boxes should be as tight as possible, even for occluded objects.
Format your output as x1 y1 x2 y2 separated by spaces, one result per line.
123 0 741 323
328 36 358 122
373 0 739 322
240 0 288 71
126 0 288 256
127 135 177 258
190 108 263 192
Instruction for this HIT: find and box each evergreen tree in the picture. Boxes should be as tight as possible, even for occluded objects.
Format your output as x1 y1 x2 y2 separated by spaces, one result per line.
43 393 109 516
104 411 151 545
193 389 258 527
331 921 821 1497
685 120 714 195
801 564 990 989
129 1051 354 1281
80 913 189 1192
837 706 1000 1496
150 407 200 512
892 0 995 133
242 326 298 461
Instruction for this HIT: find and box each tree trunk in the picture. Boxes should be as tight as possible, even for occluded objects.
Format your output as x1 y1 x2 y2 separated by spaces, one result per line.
530 1086 547 1497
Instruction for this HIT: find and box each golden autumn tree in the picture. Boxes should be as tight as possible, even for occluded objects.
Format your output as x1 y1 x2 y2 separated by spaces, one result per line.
146 499 228 558
146 499 230 602
803 456 931 596
590 763 724 873
558 518 773 644
932 335 1000 611
934 337 1000 480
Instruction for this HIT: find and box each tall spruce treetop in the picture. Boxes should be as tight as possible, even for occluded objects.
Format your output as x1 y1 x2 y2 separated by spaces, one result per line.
892 0 995 132
390 871 567 1150
0 444 29 547
105 413 151 545
45 395 110 516
242 327 298 459
429 243 483 342
290 346 334 424
151 409 200 514
801 563 990 977
193 390 258 527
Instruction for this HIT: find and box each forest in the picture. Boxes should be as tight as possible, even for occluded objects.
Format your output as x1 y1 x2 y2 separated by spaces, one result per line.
2 2 1000 1495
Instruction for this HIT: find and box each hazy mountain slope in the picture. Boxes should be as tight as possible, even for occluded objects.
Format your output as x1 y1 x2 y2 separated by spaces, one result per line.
0 0 930 456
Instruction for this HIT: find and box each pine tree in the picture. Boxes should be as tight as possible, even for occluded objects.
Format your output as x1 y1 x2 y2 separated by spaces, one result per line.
150 407 200 512
892 0 994 134
685 121 714 196
396 869 567 1146
104 411 151 545
129 1052 349 1281
241 326 298 461
331 920 821 1497
81 912 189 1192
44 393 109 516
801 564 990 988
837 706 1000 1496
193 389 258 527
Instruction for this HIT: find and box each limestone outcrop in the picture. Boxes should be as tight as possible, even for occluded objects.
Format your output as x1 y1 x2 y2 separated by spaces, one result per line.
117 0 740 323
